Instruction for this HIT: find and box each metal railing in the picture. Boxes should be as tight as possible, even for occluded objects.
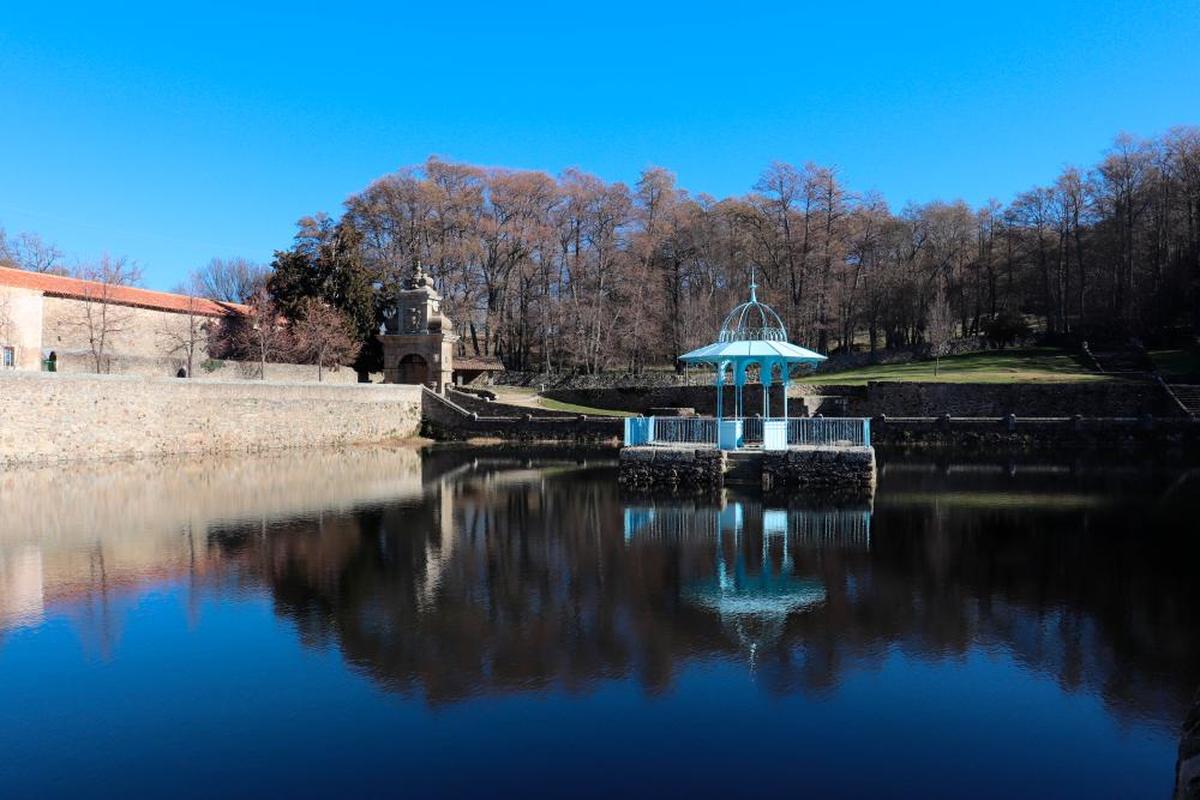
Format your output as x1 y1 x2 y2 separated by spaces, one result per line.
624 415 871 448
787 417 871 447
650 416 718 444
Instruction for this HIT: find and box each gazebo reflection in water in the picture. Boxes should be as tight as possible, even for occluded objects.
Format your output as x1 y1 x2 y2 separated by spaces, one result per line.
623 497 873 665
624 279 871 451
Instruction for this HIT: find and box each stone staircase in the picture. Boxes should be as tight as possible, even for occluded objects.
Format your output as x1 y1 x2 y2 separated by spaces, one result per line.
1168 384 1200 417
724 452 762 485
1084 341 1155 375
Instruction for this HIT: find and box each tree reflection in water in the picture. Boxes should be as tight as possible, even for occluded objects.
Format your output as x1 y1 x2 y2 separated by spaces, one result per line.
206 450 1200 734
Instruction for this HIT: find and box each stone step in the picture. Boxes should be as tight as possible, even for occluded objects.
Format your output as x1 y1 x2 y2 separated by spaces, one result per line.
1091 348 1154 373
1169 384 1200 415
724 451 762 485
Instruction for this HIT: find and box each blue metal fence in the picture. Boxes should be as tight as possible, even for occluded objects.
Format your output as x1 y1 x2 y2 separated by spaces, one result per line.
623 416 871 448
786 417 871 447
650 417 718 444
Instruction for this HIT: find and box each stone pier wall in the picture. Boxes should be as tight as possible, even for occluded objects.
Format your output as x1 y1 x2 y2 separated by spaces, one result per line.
619 444 877 495
0 371 422 467
762 447 877 494
618 446 726 492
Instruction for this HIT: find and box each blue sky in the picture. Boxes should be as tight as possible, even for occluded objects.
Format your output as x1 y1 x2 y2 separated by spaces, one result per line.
1 1 1198 290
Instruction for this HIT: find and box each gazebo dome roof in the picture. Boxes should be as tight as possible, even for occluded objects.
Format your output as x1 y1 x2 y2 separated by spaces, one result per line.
719 282 787 343
678 279 826 365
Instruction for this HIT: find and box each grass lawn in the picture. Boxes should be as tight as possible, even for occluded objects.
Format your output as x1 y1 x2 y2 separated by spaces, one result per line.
536 397 635 417
811 348 1109 385
1149 349 1200 381
487 386 633 416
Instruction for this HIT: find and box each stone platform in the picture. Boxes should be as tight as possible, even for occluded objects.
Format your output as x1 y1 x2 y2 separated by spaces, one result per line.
618 444 876 495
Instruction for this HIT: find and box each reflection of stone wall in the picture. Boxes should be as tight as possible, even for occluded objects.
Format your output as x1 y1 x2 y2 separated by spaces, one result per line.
0 372 422 467
0 447 424 544
0 447 425 629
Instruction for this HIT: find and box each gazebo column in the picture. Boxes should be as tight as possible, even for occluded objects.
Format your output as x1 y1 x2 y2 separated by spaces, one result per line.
782 361 790 419
735 361 748 419
714 361 726 420
761 360 770 420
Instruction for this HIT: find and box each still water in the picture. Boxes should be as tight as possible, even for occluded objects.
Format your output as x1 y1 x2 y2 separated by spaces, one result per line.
1 445 1197 798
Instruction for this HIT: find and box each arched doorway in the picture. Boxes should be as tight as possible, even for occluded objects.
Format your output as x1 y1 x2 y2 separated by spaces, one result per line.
396 354 429 385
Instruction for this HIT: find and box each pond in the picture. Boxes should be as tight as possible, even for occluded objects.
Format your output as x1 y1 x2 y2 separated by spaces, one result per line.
1 445 1197 798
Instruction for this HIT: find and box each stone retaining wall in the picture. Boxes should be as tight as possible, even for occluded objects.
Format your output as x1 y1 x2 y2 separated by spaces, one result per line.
0 371 421 467
444 388 578 418
853 381 1174 417
762 447 876 494
421 389 621 443
544 384 794 416
873 416 1200 450
545 381 1179 418
618 446 726 492
51 350 370 384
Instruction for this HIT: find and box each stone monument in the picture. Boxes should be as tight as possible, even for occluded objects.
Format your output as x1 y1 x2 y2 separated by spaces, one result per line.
379 263 457 390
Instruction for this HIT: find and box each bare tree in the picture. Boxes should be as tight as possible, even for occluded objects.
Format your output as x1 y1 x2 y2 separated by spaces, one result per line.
12 232 65 274
925 286 956 376
293 298 362 381
74 256 142 373
275 129 1200 376
159 277 208 377
194 257 269 303
236 289 291 379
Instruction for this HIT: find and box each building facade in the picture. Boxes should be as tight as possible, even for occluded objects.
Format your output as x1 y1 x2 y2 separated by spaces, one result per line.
0 265 247 376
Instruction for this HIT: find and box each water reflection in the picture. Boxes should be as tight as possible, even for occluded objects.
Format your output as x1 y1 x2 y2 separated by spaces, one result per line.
2 447 1199 756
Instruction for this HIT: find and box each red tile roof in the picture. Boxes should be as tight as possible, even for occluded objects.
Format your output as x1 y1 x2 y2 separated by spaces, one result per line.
0 265 250 317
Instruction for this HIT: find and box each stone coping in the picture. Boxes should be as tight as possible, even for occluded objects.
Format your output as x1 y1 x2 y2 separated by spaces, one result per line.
0 370 411 392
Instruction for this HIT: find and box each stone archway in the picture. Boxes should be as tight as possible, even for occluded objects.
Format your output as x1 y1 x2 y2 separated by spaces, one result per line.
396 353 429 385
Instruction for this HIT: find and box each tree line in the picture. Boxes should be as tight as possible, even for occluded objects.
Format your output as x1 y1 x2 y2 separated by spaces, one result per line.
262 126 1199 374
6 126 1198 375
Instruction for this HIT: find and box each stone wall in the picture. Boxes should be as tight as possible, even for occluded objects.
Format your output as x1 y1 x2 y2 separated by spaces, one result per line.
0 372 422 467
618 446 726 492
762 447 876 494
444 388 578 418
421 389 621 443
41 295 223 369
50 351 369 384
853 381 1175 417
873 416 1200 451
545 381 1178 418
36 295 362 383
544 384 798 416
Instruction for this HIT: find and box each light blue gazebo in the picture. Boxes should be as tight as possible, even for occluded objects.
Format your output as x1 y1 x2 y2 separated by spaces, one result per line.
679 281 826 446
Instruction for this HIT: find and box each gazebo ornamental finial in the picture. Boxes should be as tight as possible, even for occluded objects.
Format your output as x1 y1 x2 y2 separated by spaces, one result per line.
679 271 827 422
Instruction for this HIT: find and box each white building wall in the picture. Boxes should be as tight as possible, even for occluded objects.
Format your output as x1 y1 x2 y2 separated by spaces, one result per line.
0 286 45 371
